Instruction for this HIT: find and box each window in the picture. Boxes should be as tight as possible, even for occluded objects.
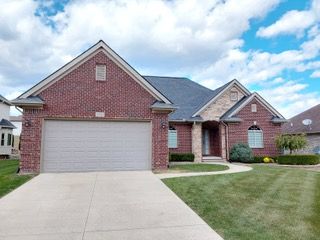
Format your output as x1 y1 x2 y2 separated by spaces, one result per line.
168 126 178 148
1 133 4 146
251 104 257 112
96 65 106 81
248 125 263 148
230 91 238 101
7 134 12 146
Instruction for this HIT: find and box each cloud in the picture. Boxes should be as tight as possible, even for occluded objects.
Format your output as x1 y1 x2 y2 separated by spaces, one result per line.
257 0 320 38
258 81 320 118
0 0 280 94
310 70 320 77
1 0 319 119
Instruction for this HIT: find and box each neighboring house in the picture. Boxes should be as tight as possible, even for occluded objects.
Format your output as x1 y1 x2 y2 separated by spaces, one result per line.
12 40 286 173
0 95 15 157
282 104 320 154
10 115 22 154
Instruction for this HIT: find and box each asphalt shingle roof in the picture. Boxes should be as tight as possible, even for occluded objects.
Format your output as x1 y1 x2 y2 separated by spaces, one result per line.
0 119 16 129
282 104 320 134
143 76 229 121
0 95 11 106
11 96 44 105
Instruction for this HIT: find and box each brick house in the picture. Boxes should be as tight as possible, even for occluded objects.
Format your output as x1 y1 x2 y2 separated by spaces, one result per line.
282 104 320 154
13 40 286 173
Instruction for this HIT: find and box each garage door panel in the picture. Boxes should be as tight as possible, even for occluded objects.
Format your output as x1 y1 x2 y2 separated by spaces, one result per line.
42 120 151 172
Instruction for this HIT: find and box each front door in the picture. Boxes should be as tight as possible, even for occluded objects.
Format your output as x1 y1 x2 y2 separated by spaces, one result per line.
202 129 210 155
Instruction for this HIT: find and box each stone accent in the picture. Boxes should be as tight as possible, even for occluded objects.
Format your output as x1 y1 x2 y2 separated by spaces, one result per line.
201 86 245 121
219 124 227 159
192 122 202 162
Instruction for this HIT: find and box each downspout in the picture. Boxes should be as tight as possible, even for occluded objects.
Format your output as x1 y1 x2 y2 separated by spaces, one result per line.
221 121 229 161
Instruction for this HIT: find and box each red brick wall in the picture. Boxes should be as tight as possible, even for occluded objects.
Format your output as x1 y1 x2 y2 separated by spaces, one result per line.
227 99 282 157
169 123 192 153
20 51 169 172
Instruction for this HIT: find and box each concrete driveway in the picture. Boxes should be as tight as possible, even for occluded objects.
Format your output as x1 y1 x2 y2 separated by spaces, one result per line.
0 171 223 240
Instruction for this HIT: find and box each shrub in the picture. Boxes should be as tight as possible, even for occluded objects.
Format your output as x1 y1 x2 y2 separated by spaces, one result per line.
277 155 320 165
169 153 195 162
263 157 275 163
229 143 254 163
253 156 276 163
253 156 264 163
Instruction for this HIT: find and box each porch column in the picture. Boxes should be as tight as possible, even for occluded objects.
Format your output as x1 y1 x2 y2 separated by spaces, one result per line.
219 124 227 160
192 122 202 162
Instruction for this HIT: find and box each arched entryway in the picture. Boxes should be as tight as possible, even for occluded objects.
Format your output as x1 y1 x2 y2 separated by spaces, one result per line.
202 121 221 157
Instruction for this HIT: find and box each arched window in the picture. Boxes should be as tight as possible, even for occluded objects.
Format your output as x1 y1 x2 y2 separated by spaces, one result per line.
168 126 178 148
248 125 263 148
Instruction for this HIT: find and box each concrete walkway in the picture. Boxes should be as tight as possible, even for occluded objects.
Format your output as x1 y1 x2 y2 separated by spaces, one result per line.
157 162 252 179
0 171 223 240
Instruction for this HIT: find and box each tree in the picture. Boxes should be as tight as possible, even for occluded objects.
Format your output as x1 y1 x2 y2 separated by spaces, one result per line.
275 134 307 154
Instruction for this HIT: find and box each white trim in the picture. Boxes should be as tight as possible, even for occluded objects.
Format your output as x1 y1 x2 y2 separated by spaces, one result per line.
248 128 264 148
168 129 178 148
192 79 251 117
20 41 171 104
226 92 285 119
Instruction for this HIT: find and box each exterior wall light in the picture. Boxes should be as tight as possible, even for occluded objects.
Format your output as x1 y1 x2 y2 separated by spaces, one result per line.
161 120 167 129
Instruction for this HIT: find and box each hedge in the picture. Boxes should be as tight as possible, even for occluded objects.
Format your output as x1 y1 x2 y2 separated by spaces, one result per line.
277 155 320 165
169 153 195 162
253 156 266 163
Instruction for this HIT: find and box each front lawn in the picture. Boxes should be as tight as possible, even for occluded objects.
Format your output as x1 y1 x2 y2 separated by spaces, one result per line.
163 165 320 240
169 163 228 172
0 160 34 198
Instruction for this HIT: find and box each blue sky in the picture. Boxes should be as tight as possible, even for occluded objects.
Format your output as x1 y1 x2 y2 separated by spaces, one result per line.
0 0 319 117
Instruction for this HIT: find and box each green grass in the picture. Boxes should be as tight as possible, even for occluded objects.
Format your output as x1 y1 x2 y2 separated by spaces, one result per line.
0 160 34 198
169 164 228 172
163 165 320 240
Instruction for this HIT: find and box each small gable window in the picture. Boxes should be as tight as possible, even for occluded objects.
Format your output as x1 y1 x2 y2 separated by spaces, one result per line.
96 65 106 81
230 91 238 101
248 125 263 148
168 126 178 148
251 104 257 112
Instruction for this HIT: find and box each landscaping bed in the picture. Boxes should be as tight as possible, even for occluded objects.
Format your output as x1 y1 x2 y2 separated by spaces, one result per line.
0 160 34 198
163 165 320 240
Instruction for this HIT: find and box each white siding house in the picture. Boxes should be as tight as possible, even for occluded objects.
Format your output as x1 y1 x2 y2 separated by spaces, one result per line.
0 95 15 156
10 115 22 154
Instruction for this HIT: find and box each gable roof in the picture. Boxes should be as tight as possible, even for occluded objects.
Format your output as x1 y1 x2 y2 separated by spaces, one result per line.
282 104 320 134
11 96 45 107
0 119 15 129
220 95 251 120
18 40 171 104
144 76 233 121
0 95 12 106
191 79 251 117
221 92 285 121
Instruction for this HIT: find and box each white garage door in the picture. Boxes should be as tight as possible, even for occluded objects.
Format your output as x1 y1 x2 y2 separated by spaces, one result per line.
42 120 151 172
